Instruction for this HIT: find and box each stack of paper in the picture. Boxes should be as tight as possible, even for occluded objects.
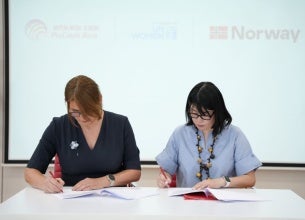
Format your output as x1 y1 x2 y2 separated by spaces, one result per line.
168 187 268 201
54 187 160 200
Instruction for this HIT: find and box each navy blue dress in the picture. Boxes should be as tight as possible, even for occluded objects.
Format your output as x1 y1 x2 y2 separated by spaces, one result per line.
27 111 141 186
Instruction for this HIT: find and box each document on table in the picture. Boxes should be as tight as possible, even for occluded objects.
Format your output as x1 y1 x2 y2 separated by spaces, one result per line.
54 187 160 200
168 187 269 201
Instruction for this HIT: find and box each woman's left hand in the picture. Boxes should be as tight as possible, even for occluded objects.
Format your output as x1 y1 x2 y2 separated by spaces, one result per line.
193 177 225 190
72 178 104 191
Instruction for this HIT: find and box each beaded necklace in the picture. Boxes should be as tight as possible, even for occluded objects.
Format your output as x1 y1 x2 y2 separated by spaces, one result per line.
195 128 217 181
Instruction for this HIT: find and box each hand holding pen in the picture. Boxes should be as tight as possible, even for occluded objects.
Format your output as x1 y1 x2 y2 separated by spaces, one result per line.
48 171 64 193
158 167 171 188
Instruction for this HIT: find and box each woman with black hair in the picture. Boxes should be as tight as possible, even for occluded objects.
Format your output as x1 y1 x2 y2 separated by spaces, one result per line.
156 82 261 189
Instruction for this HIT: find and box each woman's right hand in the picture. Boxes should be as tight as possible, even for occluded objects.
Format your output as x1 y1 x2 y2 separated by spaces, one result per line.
24 168 65 193
44 175 65 193
157 169 172 188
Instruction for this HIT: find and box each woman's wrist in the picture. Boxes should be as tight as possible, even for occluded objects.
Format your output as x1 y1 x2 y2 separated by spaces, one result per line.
222 176 231 188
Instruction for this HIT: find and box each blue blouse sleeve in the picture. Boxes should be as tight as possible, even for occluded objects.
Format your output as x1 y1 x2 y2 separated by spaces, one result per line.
155 128 179 175
233 127 262 175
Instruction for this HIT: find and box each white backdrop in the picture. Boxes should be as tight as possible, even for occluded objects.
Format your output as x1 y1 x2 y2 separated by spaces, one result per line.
6 0 305 164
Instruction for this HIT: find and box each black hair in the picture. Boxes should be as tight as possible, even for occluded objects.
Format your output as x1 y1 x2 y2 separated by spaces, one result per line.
185 82 232 137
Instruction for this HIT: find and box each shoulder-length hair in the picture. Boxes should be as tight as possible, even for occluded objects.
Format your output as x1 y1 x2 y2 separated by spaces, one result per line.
185 82 232 137
65 75 103 124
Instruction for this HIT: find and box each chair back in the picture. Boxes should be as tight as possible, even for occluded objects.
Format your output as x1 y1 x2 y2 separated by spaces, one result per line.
169 174 177 187
53 154 62 178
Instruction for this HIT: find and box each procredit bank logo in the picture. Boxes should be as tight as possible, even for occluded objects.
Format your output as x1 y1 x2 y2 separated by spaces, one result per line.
210 26 300 43
25 19 48 39
25 19 99 40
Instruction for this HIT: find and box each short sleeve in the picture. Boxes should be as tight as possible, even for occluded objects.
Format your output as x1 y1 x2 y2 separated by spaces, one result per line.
27 119 57 173
233 128 262 175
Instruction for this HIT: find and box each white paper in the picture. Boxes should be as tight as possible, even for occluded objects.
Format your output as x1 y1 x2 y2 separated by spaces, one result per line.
54 187 160 200
168 187 269 201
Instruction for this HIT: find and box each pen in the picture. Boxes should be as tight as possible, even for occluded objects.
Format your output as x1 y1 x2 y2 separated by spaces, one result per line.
49 171 63 193
160 167 167 178
160 167 169 187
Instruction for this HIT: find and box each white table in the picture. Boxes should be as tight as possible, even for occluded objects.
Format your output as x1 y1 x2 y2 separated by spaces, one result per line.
0 187 305 220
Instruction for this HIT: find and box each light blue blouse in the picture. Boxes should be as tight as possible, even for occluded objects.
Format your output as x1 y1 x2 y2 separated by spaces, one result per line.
156 124 262 187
